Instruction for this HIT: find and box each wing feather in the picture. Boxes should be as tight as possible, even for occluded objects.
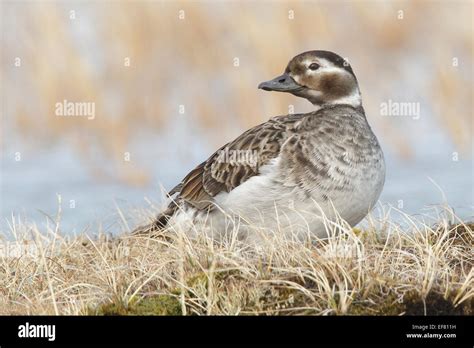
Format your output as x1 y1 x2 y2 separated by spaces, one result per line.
172 114 302 209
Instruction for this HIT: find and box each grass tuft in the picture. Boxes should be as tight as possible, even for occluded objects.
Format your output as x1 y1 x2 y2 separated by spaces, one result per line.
1 209 472 316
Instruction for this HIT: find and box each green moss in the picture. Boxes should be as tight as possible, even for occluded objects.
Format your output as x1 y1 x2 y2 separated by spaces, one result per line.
187 272 209 288
90 294 182 316
90 270 246 316
348 290 472 316
92 301 129 316
404 291 472 315
132 295 182 315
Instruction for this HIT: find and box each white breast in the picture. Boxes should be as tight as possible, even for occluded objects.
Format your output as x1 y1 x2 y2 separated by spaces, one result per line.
189 155 387 241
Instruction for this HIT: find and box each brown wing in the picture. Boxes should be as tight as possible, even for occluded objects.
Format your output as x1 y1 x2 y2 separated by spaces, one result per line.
169 114 302 210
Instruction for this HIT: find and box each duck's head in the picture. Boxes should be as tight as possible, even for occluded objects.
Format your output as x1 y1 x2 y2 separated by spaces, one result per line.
258 50 361 109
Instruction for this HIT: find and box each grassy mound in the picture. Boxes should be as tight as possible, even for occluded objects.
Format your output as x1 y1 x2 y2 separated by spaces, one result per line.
1 215 472 315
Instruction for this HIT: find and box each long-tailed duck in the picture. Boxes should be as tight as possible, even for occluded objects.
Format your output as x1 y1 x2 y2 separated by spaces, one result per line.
135 50 385 241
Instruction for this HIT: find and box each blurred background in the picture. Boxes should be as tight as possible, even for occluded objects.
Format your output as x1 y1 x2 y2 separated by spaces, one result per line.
1 0 473 234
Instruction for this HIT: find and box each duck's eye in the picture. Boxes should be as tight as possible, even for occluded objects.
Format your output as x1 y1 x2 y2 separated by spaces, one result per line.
308 63 320 71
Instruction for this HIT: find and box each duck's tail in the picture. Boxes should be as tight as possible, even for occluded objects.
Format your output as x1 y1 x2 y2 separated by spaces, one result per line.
132 204 178 235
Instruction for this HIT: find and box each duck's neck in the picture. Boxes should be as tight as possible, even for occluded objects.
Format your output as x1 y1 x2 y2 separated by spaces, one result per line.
311 88 363 112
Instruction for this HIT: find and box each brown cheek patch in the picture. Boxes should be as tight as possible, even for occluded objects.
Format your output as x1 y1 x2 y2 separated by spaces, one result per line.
297 73 318 89
318 72 353 98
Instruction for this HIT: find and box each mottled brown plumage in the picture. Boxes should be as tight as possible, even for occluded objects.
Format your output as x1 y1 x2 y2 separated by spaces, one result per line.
175 114 302 208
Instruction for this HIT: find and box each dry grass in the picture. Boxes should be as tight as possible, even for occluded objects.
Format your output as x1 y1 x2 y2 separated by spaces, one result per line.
0 208 472 316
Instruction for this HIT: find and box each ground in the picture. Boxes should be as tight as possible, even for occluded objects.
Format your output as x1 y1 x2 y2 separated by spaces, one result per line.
0 216 472 316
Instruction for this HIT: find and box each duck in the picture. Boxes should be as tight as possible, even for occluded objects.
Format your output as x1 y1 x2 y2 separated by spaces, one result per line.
134 50 385 241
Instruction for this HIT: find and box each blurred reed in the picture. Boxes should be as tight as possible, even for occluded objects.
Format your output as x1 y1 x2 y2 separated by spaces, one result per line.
2 0 472 185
